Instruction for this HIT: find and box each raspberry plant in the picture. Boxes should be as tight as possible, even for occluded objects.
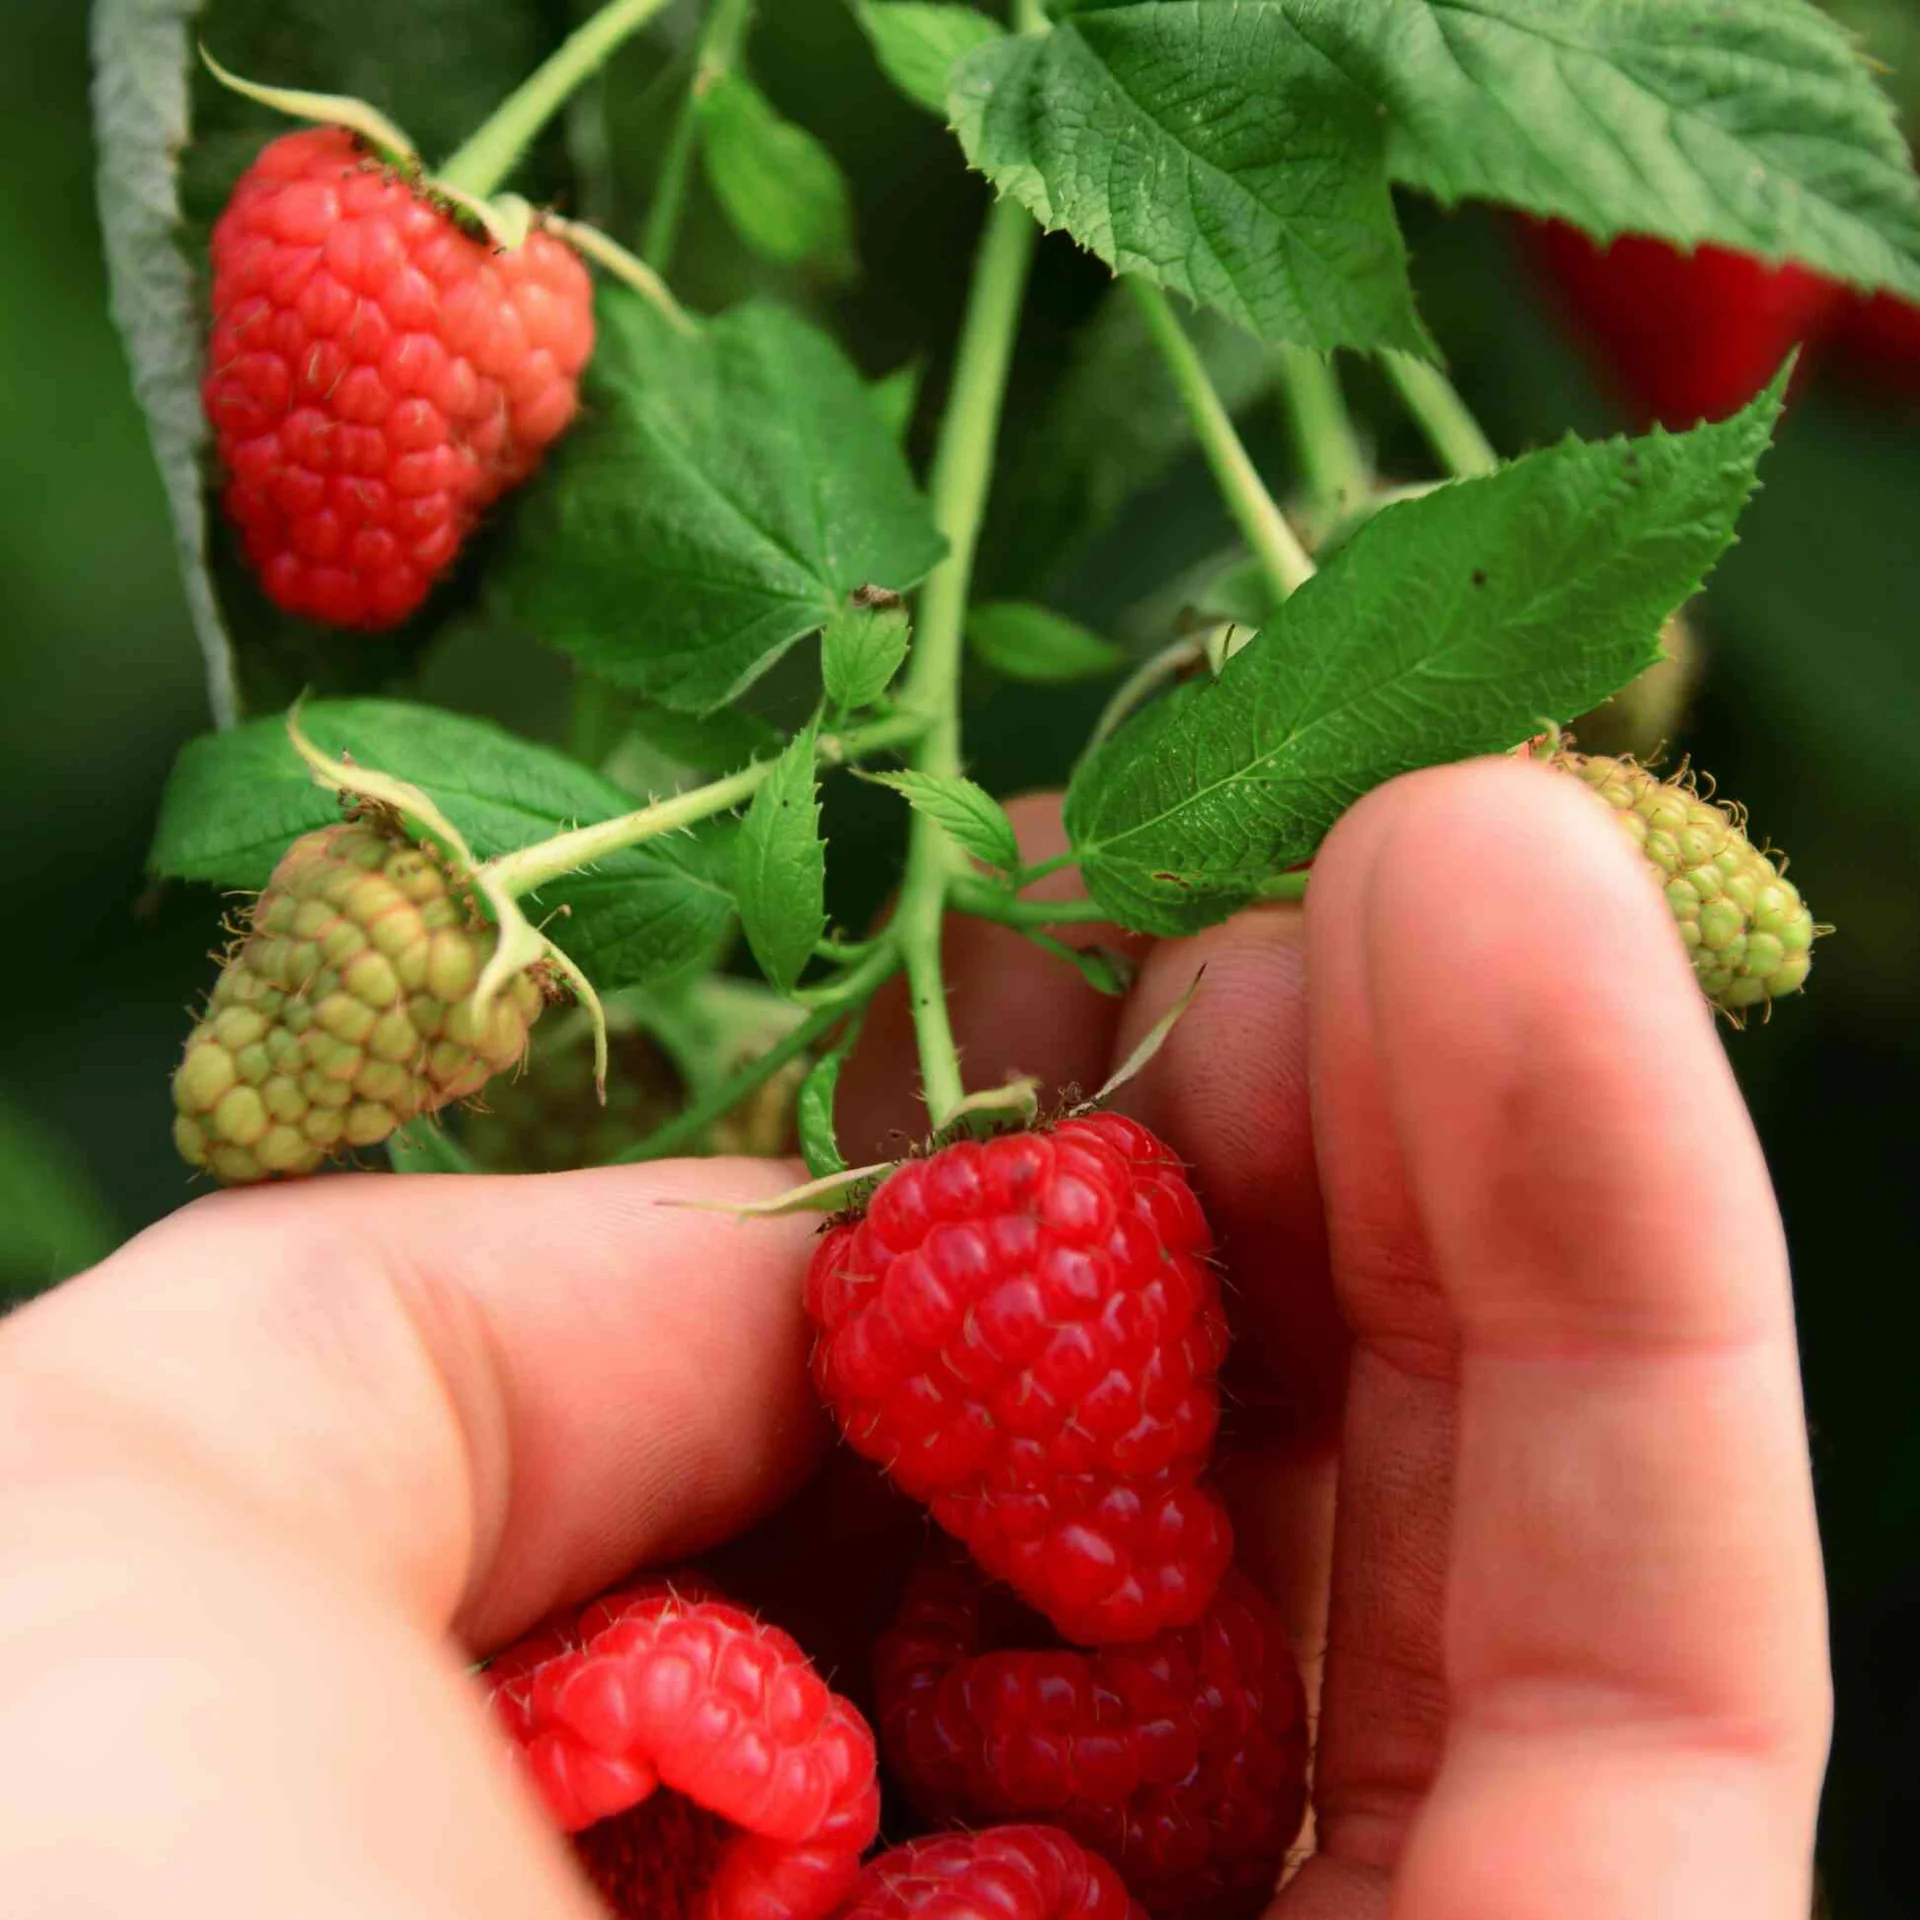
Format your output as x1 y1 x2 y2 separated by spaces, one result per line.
96 0 1920 1191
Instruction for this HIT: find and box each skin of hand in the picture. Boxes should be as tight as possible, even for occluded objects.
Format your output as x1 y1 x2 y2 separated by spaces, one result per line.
0 760 1830 1920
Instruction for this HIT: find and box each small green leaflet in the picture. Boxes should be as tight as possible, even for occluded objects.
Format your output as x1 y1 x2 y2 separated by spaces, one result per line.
149 700 736 990
856 1 1005 116
504 295 946 714
869 771 1020 872
1065 383 1786 936
737 723 827 995
868 360 922 444
824 595 912 710
797 1014 865 1179
699 71 858 280
968 602 1124 683
952 6 1431 356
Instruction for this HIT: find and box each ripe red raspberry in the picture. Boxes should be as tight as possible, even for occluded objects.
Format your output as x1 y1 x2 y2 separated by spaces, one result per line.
205 127 594 630
485 1577 880 1920
1526 221 1845 427
840 1826 1147 1920
875 1554 1308 1920
805 1113 1233 1647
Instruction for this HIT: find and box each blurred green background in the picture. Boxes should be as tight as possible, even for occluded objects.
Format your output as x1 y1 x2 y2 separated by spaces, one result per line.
2 0 1914 1911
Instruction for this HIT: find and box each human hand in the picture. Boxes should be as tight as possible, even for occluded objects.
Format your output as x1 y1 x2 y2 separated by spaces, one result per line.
0 759 1829 1919
842 757 1833 1920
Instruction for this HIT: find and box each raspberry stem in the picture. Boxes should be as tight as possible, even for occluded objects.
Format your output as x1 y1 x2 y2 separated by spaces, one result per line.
479 708 926 901
894 183 1040 1129
1130 279 1316 603
1384 349 1501 478
643 0 756 273
437 0 676 200
1274 342 1372 529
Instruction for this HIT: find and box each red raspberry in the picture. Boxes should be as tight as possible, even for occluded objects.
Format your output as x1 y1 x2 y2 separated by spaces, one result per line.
805 1113 1233 1647
485 1577 880 1920
1526 220 1845 428
205 127 594 630
840 1826 1147 1920
875 1554 1308 1920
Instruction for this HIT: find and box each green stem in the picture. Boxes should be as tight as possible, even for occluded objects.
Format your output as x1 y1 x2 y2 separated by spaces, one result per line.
894 189 1039 1129
951 878 1110 929
1384 351 1500 480
1016 850 1080 886
643 0 756 272
438 0 676 199
615 945 899 1163
482 709 925 900
1274 343 1370 528
1129 280 1315 604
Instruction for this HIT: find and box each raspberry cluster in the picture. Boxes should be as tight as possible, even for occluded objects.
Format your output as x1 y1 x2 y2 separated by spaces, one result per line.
206 127 594 629
484 1118 1310 1920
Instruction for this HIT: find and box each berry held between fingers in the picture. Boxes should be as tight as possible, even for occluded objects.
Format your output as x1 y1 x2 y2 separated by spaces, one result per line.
806 1113 1233 1647
840 1825 1148 1920
206 127 594 629
1554 750 1821 1014
486 1578 880 1920
875 1554 1309 1920
171 818 545 1182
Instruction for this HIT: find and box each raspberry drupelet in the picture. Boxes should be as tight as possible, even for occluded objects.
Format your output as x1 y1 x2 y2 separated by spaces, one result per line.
805 1113 1234 1646
205 126 594 630
486 1578 880 1920
875 1553 1309 1920
841 1825 1148 1920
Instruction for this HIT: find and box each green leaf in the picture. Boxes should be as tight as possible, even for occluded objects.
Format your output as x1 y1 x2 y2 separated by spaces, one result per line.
1355 0 1920 299
504 295 946 714
0 1088 119 1299
150 700 736 990
855 0 1005 115
951 6 1432 355
869 360 922 444
1066 384 1785 935
797 1015 865 1179
968 602 1124 683
698 70 858 279
736 722 827 994
824 596 913 709
869 771 1020 872
91 0 238 729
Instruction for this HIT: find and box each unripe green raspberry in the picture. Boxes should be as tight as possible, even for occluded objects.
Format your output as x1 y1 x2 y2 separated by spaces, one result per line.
1555 750 1821 1015
173 819 546 1183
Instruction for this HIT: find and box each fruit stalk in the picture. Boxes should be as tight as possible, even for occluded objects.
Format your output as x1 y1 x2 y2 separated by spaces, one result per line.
643 0 757 272
1384 349 1500 478
479 709 926 901
1129 279 1316 602
437 0 677 199
894 188 1039 1128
